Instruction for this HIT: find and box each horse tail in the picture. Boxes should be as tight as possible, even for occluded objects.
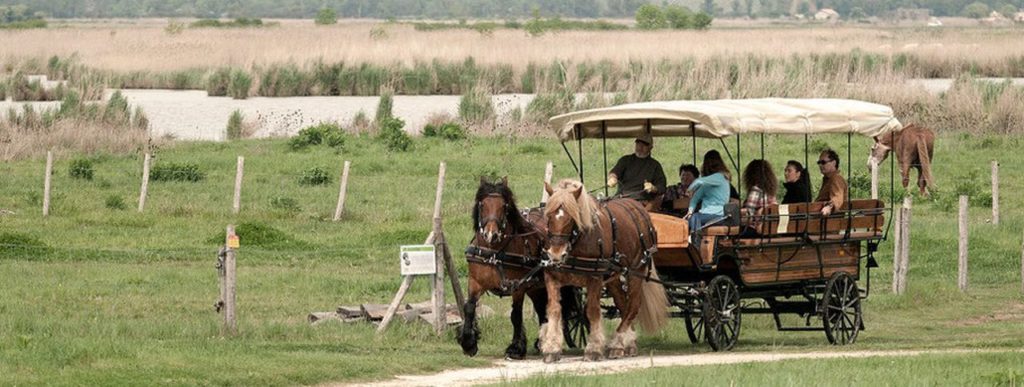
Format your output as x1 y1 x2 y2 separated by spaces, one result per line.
637 262 669 333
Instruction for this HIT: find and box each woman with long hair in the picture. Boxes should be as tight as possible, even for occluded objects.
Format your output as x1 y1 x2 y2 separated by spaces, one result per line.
741 159 778 237
685 150 732 235
781 160 812 204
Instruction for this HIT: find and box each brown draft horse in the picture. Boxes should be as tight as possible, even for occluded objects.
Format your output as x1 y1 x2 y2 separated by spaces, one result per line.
460 177 577 359
539 179 668 363
868 123 935 196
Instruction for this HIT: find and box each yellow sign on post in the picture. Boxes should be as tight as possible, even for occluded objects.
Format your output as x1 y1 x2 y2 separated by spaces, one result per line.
227 234 240 249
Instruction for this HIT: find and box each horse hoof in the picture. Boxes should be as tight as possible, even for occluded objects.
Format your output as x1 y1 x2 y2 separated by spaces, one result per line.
607 348 625 359
462 345 479 357
504 349 526 361
532 339 541 353
584 351 603 362
542 353 561 364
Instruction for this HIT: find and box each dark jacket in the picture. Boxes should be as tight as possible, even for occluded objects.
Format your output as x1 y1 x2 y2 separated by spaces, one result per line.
782 179 812 204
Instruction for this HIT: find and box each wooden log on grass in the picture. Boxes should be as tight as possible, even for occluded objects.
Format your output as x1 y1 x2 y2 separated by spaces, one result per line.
958 195 969 292
138 153 151 213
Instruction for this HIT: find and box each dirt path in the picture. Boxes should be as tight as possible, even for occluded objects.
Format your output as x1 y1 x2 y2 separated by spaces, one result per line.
343 348 1020 386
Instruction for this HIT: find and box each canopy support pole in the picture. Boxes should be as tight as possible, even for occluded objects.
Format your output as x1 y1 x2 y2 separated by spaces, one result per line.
760 133 765 160
718 138 740 175
804 134 809 172
576 124 584 185
691 122 697 165
737 135 742 200
561 142 579 178
602 121 608 197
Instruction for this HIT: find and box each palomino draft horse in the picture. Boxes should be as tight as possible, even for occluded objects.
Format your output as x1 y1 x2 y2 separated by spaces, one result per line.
539 179 668 363
460 177 579 359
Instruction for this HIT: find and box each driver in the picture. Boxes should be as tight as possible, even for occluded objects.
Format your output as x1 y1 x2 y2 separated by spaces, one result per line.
606 133 667 207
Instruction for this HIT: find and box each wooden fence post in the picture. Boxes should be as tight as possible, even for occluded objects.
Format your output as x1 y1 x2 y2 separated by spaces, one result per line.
541 161 554 204
1020 229 1023 294
223 225 238 335
333 160 351 221
898 196 912 294
431 162 447 334
958 196 969 292
870 160 879 200
892 202 902 294
138 153 151 212
991 161 999 225
232 156 245 214
42 151 53 217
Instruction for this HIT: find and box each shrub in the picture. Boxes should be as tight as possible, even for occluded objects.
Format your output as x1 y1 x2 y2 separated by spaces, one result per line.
105 195 126 210
636 4 668 29
458 88 495 123
208 221 311 250
315 8 338 25
378 117 412 152
226 110 244 140
206 68 232 96
664 5 693 29
228 69 252 99
69 158 94 180
962 2 990 18
288 122 346 150
376 91 394 123
691 12 713 29
269 196 301 213
423 122 468 141
298 167 332 186
150 162 205 182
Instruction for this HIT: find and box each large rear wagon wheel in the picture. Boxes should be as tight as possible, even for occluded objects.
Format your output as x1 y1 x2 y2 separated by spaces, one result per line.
703 275 741 351
823 272 862 345
562 288 589 349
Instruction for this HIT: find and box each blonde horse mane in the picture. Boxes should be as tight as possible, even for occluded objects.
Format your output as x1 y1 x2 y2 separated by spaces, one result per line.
544 179 602 231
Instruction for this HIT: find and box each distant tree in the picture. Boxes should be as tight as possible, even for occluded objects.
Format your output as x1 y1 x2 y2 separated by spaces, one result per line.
315 8 337 25
692 12 714 29
664 5 692 28
998 3 1018 17
635 4 667 29
962 1 990 17
849 6 867 19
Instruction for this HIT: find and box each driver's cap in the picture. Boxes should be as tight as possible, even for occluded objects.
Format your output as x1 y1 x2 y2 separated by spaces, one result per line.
635 133 653 146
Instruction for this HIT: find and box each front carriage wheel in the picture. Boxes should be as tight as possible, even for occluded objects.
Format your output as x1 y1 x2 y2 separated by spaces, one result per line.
822 272 862 345
683 306 705 344
562 288 589 349
703 275 741 351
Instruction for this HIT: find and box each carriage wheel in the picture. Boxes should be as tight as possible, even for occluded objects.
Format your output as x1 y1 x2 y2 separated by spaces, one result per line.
562 288 589 349
683 306 705 344
703 275 741 351
823 272 862 345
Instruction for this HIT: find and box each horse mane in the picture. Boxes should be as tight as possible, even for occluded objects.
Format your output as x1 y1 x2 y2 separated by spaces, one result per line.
544 179 602 231
472 178 531 233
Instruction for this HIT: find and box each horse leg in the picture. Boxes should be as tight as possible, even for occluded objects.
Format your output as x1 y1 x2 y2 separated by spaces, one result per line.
900 159 912 189
915 165 929 196
527 286 548 353
583 279 606 361
618 276 644 358
504 290 528 360
540 276 564 363
604 278 629 359
459 278 484 357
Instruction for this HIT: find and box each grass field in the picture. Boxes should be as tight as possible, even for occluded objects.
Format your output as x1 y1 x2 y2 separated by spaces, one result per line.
1 131 1022 385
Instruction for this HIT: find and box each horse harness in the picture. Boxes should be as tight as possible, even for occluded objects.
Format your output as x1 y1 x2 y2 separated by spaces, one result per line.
547 199 661 291
465 206 547 297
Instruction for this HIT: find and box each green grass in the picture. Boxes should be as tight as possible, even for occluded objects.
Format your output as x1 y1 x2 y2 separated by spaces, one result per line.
0 132 1022 385
506 351 1024 386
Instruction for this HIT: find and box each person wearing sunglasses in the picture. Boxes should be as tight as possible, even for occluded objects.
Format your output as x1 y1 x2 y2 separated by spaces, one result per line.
815 148 847 217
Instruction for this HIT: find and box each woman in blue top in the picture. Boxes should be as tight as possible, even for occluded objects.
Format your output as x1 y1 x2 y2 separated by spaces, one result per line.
685 150 732 234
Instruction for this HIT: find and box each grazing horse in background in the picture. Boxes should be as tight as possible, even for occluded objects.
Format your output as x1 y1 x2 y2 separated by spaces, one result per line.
460 177 578 359
539 179 668 363
868 123 935 196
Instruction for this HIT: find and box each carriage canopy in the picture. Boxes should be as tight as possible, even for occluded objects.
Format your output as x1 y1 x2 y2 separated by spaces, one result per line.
549 98 903 142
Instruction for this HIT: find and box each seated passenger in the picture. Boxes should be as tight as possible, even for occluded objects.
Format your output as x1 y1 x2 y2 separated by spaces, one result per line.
685 150 732 234
815 149 848 216
607 133 667 210
740 160 778 237
661 163 699 214
781 160 812 204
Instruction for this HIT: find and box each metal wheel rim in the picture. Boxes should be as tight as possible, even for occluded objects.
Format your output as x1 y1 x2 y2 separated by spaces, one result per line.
684 307 705 344
704 276 741 351
824 272 862 345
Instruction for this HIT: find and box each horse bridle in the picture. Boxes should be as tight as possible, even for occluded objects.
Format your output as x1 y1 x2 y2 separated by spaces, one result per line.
477 193 510 240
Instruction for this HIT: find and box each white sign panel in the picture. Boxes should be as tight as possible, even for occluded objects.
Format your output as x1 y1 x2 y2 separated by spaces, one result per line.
400 245 437 276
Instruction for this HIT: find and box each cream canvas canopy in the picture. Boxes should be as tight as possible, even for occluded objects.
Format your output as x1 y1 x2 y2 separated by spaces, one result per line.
549 98 903 142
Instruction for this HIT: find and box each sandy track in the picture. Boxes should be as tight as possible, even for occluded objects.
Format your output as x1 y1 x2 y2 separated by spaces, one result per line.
343 348 1020 387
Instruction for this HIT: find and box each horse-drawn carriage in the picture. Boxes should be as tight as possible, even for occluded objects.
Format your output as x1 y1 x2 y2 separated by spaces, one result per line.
547 99 899 351
461 98 901 360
